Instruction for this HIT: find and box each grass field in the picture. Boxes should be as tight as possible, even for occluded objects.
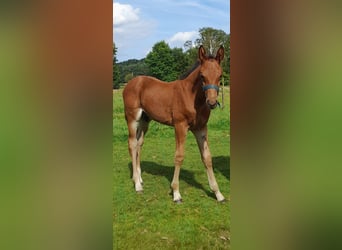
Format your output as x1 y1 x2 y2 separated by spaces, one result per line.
113 87 230 249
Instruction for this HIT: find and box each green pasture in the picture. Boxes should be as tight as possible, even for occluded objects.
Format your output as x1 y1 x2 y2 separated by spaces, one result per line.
113 87 230 249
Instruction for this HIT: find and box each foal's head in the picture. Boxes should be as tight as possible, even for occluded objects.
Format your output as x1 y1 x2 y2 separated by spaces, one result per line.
198 45 224 109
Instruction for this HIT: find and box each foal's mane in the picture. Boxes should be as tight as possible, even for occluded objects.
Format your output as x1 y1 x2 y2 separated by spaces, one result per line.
179 60 200 80
179 55 216 80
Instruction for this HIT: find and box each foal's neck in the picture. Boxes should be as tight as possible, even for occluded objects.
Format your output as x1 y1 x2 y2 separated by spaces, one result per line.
185 65 201 84
184 65 206 105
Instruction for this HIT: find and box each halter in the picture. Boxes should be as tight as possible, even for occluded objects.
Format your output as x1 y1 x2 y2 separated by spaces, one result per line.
202 84 221 108
202 84 220 93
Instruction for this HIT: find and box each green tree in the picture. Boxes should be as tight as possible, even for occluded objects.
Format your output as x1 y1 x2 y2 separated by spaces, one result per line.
196 27 228 55
117 59 149 83
124 72 134 83
184 40 193 51
183 40 198 69
221 33 230 85
171 47 188 78
113 43 121 89
145 41 186 82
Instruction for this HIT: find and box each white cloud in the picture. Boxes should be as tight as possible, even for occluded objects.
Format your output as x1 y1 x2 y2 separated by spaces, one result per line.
113 2 156 61
113 2 146 36
167 31 199 48
168 31 198 43
113 3 139 27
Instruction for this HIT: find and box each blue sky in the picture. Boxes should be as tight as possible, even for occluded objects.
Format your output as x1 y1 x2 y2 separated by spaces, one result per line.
113 0 230 62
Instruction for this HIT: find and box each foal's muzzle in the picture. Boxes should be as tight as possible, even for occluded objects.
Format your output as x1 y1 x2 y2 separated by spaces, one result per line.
207 100 218 109
203 84 220 109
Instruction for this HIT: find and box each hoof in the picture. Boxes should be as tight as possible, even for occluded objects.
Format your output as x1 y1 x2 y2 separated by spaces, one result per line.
135 183 143 193
136 190 144 194
174 199 183 204
218 198 226 203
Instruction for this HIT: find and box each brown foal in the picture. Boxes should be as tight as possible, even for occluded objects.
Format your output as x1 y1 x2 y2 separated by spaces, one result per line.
123 45 225 202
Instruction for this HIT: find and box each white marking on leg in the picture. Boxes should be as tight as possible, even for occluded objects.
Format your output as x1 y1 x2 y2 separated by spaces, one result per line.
136 119 146 185
136 108 143 121
135 182 143 192
215 191 225 202
173 190 182 201
132 108 143 131
207 169 225 201
137 162 143 184
171 168 182 201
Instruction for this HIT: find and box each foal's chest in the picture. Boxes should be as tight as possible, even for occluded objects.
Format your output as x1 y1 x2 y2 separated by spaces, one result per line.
172 104 210 130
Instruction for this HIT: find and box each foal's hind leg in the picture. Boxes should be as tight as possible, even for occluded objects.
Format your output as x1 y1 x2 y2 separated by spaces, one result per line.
126 108 149 192
193 127 225 202
136 116 149 186
126 109 143 192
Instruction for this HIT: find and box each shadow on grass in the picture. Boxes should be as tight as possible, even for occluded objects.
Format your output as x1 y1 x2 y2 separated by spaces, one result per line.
127 156 229 200
127 161 217 200
212 156 230 181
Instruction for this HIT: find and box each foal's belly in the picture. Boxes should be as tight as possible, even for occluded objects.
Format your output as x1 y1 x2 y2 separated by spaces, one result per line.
142 105 173 126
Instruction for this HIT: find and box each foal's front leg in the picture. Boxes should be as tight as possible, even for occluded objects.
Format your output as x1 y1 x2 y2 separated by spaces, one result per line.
193 128 225 202
171 123 188 203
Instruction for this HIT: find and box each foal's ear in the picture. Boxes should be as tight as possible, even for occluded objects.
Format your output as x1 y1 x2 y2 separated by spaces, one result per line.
215 46 225 64
198 45 207 62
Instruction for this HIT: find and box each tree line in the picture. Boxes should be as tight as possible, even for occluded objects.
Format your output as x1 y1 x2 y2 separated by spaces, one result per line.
113 27 230 89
